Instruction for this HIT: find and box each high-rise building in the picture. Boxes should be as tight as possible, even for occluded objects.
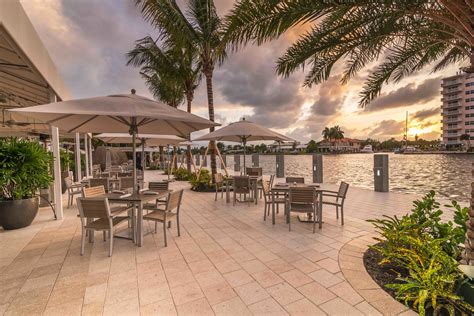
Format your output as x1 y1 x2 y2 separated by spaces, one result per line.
441 73 474 149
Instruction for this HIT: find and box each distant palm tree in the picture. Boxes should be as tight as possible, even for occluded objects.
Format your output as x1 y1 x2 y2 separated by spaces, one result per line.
127 36 201 172
322 127 331 140
134 0 227 180
460 133 471 151
225 1 474 107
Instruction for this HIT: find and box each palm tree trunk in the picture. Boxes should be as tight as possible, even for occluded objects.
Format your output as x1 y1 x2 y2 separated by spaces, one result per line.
159 145 164 170
204 69 217 182
186 91 193 174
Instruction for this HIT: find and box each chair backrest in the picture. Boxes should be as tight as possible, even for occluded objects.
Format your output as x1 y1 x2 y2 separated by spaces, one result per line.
83 185 106 197
246 167 262 176
77 197 111 220
64 176 73 189
269 175 275 188
338 181 350 198
286 177 305 184
214 173 224 184
118 172 131 178
120 177 134 190
262 180 271 195
89 178 110 191
166 189 184 214
148 181 169 191
289 187 316 204
233 176 250 189
99 172 110 178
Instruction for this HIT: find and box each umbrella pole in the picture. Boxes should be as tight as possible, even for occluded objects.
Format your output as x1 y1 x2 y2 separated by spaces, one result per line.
141 139 145 172
131 119 138 194
243 139 246 175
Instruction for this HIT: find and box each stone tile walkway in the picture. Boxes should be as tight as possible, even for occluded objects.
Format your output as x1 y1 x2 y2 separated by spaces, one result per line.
0 171 441 315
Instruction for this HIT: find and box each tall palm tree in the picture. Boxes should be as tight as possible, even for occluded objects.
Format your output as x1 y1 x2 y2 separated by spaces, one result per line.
225 0 474 107
134 0 227 180
127 36 201 172
322 127 331 140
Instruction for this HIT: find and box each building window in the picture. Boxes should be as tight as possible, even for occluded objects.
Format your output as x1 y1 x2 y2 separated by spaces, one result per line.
467 105 474 110
466 90 474 94
467 121 474 125
466 82 474 87
465 99 474 103
466 113 474 118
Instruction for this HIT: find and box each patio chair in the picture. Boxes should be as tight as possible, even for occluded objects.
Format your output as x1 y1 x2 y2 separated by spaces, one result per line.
233 176 253 206
145 181 170 209
99 172 110 178
77 197 128 256
65 176 83 208
119 177 134 191
258 174 274 199
143 189 184 247
321 182 349 225
288 187 319 233
214 173 225 201
286 177 305 184
89 178 110 192
262 179 286 221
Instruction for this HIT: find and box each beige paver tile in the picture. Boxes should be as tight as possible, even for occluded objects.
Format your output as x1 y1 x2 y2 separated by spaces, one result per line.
202 281 237 305
195 269 226 290
252 269 284 288
316 258 340 273
284 298 326 316
265 258 295 274
240 259 268 274
297 281 336 305
266 282 304 306
188 258 215 275
176 297 214 315
309 269 343 288
223 269 253 288
43 298 82 316
320 297 365 315
279 269 312 288
166 269 196 288
141 298 177 316
355 301 383 315
230 250 256 263
82 302 104 315
213 258 241 274
84 282 107 305
170 281 204 306
329 281 364 305
300 249 327 262
212 296 252 316
103 297 140 316
291 258 321 274
248 297 289 315
234 281 270 305
139 283 172 306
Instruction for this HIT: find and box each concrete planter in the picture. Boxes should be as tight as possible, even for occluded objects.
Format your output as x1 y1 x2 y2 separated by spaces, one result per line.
0 197 39 230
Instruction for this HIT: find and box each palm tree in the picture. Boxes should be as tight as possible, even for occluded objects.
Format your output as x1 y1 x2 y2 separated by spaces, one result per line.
134 0 226 180
225 1 474 107
127 36 201 172
460 133 471 151
322 127 331 140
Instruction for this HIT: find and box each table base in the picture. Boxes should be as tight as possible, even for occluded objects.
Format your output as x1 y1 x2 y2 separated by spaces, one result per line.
114 228 134 240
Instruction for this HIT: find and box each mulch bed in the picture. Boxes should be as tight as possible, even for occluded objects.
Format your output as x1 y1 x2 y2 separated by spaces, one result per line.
363 242 407 298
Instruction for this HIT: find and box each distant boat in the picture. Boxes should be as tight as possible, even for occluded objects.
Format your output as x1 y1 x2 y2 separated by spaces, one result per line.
361 145 374 153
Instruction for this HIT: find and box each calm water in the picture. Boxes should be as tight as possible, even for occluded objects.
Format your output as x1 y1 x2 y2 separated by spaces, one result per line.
221 154 473 202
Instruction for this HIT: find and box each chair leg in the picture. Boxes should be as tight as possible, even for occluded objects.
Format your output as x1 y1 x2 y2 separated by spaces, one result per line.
168 221 171 229
163 222 167 247
177 216 180 236
313 209 316 233
109 229 114 257
336 206 339 219
263 203 267 221
80 227 86 256
288 211 291 231
103 231 106 241
215 187 218 201
155 221 158 233
341 205 344 226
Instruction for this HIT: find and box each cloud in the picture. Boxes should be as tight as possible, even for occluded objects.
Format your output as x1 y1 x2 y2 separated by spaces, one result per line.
411 107 440 121
215 38 305 128
364 77 441 112
368 120 405 138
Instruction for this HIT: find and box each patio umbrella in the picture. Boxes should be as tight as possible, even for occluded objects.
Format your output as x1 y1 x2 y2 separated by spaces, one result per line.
8 90 219 192
193 118 294 171
96 133 185 170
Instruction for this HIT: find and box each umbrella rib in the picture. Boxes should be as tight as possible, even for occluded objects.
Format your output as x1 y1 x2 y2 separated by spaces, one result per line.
112 116 130 126
47 114 74 124
67 115 99 133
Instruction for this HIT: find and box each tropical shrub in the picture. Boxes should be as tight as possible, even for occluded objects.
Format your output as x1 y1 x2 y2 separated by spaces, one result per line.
0 138 53 200
368 191 473 315
189 169 212 191
173 167 191 181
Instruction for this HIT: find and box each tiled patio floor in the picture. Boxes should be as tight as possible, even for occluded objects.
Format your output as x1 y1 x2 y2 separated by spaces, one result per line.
0 171 439 315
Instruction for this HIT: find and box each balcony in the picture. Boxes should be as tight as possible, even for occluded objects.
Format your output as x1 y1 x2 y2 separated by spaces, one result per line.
443 111 461 116
443 117 462 123
441 95 462 101
442 79 462 87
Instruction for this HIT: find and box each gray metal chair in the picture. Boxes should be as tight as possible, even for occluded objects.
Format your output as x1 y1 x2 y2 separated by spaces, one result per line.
214 173 225 201
288 187 319 233
286 177 305 184
262 179 286 221
233 176 253 206
89 178 110 192
77 197 128 257
143 189 184 247
65 176 83 208
119 177 134 191
321 182 349 225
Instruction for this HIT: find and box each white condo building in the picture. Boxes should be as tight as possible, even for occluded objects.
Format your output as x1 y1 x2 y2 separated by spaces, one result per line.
441 73 474 148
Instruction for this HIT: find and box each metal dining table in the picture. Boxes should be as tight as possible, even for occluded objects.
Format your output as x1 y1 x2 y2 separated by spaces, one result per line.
270 183 323 229
224 176 262 204
105 190 170 247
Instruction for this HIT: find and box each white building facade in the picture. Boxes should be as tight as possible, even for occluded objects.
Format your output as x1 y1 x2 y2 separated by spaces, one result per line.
441 73 474 148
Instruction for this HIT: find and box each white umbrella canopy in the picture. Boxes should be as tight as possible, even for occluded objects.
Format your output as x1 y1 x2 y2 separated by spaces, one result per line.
96 133 185 147
193 118 294 170
8 90 219 192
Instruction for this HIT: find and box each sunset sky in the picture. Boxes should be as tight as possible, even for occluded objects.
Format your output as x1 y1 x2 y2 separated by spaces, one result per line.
20 0 459 142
